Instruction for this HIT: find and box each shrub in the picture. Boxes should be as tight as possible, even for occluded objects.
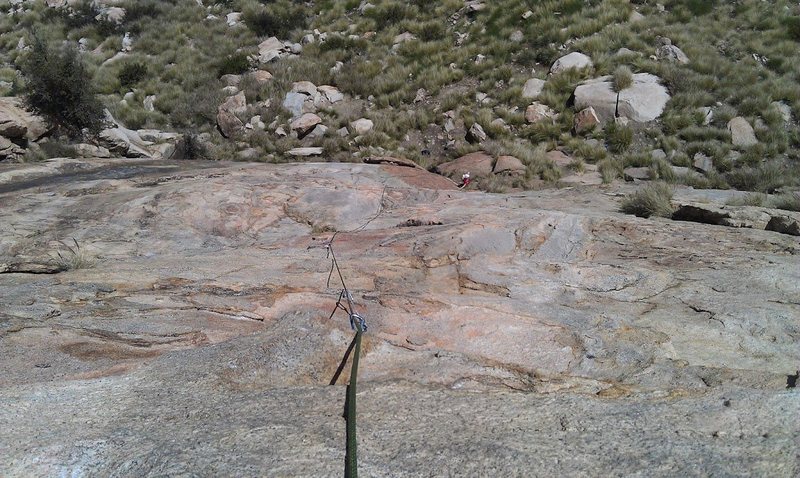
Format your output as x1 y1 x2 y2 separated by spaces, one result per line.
118 61 148 88
620 182 675 218
605 121 633 153
612 65 633 92
770 192 800 211
243 3 306 38
19 36 104 136
217 52 251 77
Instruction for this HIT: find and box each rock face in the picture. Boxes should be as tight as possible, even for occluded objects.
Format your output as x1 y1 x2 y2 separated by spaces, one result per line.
550 52 593 74
0 160 798 476
573 73 670 123
728 117 758 147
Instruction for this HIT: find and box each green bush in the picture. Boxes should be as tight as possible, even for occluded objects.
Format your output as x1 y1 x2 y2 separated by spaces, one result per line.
605 121 633 153
217 52 251 76
19 36 104 136
118 61 148 88
620 182 675 218
612 65 633 92
243 2 306 38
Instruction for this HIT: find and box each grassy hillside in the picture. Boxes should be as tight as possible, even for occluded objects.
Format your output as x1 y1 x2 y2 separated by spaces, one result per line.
2 0 800 193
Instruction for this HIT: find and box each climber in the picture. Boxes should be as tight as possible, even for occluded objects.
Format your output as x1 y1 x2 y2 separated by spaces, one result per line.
459 172 471 189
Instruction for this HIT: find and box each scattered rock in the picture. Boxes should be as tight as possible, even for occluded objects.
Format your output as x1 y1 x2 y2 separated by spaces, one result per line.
629 11 645 22
305 124 328 139
286 146 323 157
550 52 593 75
0 136 24 160
317 85 343 104
350 118 374 136
573 73 670 123
624 167 651 181
509 30 524 43
493 155 526 175
728 117 758 147
656 44 689 64
0 97 49 141
283 92 308 118
249 70 273 86
692 153 714 174
217 92 247 138
292 81 317 96
258 37 286 63
770 101 791 123
226 12 242 27
143 95 156 112
73 143 112 158
436 151 494 177
525 102 556 124
522 78 546 99
467 122 487 143
393 32 416 44
766 214 800 236
291 113 322 138
574 107 600 133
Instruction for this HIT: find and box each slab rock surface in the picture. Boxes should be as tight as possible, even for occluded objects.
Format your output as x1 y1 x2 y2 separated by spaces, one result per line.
0 159 798 476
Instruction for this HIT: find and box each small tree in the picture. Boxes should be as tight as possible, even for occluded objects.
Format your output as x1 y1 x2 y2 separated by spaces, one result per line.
19 35 104 137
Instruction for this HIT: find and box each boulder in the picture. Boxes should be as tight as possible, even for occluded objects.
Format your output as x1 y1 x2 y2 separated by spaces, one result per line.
521 78 546 99
73 143 112 158
226 12 242 26
98 126 154 158
317 85 343 104
573 73 670 123
624 167 651 181
692 153 714 174
217 92 247 138
0 136 24 160
283 92 308 118
550 52 593 75
291 113 322 137
656 44 689 64
525 102 556 124
291 81 317 96
436 151 494 177
728 117 758 147
286 146 323 157
766 214 800 236
493 155 526 175
0 97 49 141
258 37 284 63
97 6 125 24
770 101 791 123
350 118 374 136
574 107 600 133
249 70 273 86
467 123 487 143
221 74 241 87
545 150 573 169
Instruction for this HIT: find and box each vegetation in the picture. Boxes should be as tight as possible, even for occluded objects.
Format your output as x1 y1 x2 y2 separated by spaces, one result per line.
620 182 676 218
19 34 104 136
1 0 799 192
